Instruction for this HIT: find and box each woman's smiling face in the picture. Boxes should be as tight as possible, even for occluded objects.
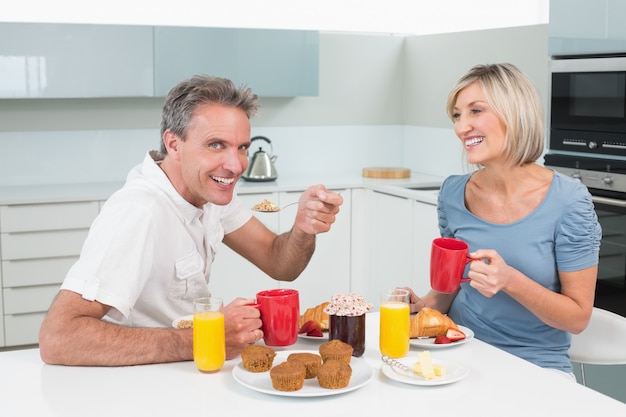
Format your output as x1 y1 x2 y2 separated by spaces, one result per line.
451 82 507 167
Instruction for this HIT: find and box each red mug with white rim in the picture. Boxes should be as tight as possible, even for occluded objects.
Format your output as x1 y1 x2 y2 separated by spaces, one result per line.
430 238 479 293
255 289 300 346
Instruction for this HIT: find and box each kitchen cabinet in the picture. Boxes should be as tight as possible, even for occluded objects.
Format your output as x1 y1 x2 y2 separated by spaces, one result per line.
276 189 351 308
361 190 414 309
549 0 626 56
0 201 100 346
208 192 281 305
0 23 153 98
153 27 319 97
0 23 318 99
209 190 350 310
0 181 433 347
353 190 440 307
411 199 439 296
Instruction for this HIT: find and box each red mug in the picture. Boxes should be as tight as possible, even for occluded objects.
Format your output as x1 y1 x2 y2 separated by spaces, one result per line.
430 238 479 293
255 289 300 346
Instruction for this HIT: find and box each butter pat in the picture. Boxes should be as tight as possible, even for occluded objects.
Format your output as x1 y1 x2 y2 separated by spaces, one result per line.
413 351 445 379
413 362 446 377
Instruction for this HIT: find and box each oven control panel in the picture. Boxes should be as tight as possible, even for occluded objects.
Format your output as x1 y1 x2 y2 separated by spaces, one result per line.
544 153 626 195
550 129 626 157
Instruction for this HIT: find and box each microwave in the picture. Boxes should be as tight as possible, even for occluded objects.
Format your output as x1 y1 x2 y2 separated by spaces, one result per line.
550 56 626 158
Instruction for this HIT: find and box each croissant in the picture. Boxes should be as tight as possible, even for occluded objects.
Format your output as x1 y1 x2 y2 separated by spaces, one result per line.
299 302 330 330
410 307 458 338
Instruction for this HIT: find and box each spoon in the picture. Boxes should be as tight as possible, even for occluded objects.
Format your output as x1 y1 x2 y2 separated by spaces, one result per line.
252 198 324 213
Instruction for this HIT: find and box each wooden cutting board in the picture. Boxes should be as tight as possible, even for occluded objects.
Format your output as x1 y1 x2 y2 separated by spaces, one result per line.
362 167 411 179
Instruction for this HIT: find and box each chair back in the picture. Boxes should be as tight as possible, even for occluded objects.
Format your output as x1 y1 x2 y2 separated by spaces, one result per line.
569 307 626 365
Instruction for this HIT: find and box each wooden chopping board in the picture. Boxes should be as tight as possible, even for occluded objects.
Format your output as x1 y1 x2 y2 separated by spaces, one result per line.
362 167 411 179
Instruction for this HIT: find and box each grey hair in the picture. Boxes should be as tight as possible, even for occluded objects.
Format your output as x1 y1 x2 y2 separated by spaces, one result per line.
159 74 259 154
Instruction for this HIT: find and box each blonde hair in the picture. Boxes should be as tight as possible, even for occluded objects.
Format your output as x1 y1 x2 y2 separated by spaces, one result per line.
446 63 544 167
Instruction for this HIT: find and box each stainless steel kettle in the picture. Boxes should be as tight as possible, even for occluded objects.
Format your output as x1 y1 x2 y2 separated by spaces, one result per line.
242 136 278 182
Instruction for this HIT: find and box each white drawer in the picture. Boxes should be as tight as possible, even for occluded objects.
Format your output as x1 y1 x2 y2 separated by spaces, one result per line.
3 284 60 314
4 312 45 346
2 257 77 287
0 201 99 233
1 229 89 260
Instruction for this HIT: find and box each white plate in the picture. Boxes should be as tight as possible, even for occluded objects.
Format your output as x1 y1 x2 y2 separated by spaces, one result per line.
172 315 193 329
410 325 474 349
382 356 469 386
297 332 329 341
232 350 374 397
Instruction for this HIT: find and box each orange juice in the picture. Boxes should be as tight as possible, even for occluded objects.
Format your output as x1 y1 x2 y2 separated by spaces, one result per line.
379 301 410 358
193 311 225 372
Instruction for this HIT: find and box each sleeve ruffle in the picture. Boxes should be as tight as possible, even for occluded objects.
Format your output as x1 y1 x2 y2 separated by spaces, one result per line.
437 176 453 238
555 190 602 272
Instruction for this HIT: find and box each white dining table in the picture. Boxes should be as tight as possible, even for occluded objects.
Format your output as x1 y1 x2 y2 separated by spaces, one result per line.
1 312 624 416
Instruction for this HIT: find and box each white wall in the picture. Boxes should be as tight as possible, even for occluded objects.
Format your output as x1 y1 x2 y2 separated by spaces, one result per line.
3 0 549 35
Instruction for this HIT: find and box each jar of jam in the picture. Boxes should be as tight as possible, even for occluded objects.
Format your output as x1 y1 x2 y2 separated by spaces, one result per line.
324 293 372 357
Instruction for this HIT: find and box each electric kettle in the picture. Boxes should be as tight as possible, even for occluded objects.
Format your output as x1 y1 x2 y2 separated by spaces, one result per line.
242 136 278 182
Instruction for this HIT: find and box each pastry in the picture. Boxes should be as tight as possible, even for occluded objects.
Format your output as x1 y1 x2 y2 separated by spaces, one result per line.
240 345 276 372
316 359 352 389
269 361 306 391
287 352 322 379
319 339 353 364
410 307 458 338
299 302 330 331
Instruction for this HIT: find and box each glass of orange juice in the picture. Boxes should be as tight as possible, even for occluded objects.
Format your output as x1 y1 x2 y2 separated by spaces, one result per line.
379 288 410 359
193 297 225 373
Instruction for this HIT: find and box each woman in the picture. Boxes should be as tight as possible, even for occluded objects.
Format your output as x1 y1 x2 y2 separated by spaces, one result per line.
406 63 601 377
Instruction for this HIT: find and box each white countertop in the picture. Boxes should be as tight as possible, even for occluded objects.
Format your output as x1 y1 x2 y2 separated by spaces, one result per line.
1 312 624 416
0 171 445 205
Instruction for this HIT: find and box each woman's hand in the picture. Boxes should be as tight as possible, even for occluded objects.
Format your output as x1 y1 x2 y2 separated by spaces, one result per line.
467 249 516 297
401 287 425 314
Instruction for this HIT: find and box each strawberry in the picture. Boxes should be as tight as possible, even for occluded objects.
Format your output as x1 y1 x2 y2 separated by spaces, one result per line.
298 320 320 334
434 335 452 344
306 328 324 337
446 328 466 342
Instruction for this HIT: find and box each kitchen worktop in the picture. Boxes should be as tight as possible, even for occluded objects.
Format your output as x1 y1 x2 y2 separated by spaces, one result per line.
0 171 445 206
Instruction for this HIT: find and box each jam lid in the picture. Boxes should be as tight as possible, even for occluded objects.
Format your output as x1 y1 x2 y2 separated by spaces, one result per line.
323 293 372 316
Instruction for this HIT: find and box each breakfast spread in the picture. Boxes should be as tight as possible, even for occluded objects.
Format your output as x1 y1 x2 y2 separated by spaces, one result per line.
410 307 462 339
319 339 353 364
316 359 352 389
270 361 307 391
176 319 193 329
240 345 277 372
299 301 330 336
287 352 322 379
324 293 372 357
252 199 280 212
323 293 372 317
239 339 354 391
413 351 446 380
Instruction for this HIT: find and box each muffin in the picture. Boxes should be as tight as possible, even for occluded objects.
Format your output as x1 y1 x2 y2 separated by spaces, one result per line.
319 339 353 364
287 352 322 379
269 361 306 391
316 359 352 389
240 345 276 372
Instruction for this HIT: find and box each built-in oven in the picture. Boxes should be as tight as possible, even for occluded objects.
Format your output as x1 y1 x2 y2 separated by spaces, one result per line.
545 54 626 317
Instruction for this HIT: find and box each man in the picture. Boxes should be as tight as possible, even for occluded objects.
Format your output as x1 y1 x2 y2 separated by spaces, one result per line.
39 75 343 366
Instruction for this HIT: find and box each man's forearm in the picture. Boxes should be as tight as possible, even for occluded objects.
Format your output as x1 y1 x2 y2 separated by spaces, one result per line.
40 316 193 366
269 228 316 281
